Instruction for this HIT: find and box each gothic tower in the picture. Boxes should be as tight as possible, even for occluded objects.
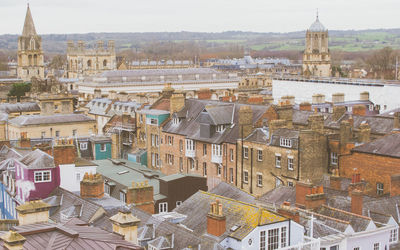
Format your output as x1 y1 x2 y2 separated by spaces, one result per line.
302 13 331 77
17 5 45 81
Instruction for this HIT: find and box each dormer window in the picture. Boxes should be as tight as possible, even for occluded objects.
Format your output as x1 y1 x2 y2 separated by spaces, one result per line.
216 125 225 133
280 138 292 148
173 117 180 125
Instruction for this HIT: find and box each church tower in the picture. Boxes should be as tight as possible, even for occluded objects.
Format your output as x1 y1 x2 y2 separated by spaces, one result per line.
17 5 45 81
302 13 331 77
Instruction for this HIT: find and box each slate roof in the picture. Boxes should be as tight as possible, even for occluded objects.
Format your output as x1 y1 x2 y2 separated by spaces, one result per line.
351 132 400 158
0 102 40 114
204 104 234 125
174 191 287 241
309 16 326 32
9 114 95 126
209 182 256 204
99 68 219 78
22 5 37 37
257 186 296 207
19 149 55 169
85 98 112 116
1 220 141 249
244 128 269 144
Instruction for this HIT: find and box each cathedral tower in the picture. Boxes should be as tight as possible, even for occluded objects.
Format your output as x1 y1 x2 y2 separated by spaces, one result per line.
302 13 331 77
17 5 45 81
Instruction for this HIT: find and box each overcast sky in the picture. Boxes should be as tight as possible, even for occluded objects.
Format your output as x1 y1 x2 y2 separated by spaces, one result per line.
0 0 399 35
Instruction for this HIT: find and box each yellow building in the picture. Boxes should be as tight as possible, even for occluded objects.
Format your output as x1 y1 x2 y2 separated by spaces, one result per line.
8 114 96 140
17 5 44 81
37 93 74 115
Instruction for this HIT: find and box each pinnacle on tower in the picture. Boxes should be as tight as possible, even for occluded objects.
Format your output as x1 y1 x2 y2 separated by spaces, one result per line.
22 4 37 37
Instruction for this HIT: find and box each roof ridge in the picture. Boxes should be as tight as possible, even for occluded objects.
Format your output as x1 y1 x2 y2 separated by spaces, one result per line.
200 190 259 208
321 204 371 220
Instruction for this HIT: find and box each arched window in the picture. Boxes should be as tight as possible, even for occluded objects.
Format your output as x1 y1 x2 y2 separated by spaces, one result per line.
28 55 32 66
33 55 38 66
87 60 92 68
30 38 35 50
103 59 107 67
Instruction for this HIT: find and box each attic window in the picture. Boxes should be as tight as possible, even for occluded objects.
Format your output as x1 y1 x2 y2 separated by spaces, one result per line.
216 125 225 133
173 118 180 125
117 170 129 175
280 138 292 148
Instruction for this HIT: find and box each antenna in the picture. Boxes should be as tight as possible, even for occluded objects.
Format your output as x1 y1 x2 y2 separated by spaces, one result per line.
316 8 319 19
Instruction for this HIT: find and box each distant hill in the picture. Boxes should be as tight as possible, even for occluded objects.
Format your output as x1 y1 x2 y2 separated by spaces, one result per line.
1 29 400 55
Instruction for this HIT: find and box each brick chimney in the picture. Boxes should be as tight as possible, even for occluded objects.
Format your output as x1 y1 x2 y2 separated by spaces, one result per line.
20 96 31 103
239 106 253 138
332 93 345 104
351 189 363 215
330 169 342 191
109 207 140 244
360 91 369 101
207 200 226 237
358 122 371 143
299 102 312 111
33 143 52 156
348 172 366 194
126 181 154 214
394 112 400 130
94 88 102 99
308 113 324 133
295 181 313 208
118 92 129 102
16 200 51 225
80 173 104 199
390 174 400 197
268 119 287 136
0 231 26 250
280 95 295 105
276 101 293 128
312 94 325 104
352 105 366 116
19 138 31 148
333 106 346 121
197 88 212 100
339 120 352 146
277 201 300 223
170 91 185 114
305 186 326 210
263 96 274 104
53 138 76 166
237 94 249 104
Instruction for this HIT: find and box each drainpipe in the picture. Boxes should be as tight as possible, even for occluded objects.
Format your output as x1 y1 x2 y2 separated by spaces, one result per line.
297 138 300 181
235 142 238 186
241 125 244 189
250 148 253 194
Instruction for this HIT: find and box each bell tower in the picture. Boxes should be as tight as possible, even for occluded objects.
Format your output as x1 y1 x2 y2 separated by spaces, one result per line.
17 4 45 81
302 12 331 77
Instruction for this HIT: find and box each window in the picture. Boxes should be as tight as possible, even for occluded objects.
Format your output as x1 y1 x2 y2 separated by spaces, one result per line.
257 173 263 187
203 144 207 155
330 246 339 250
139 115 143 123
348 106 353 112
257 150 263 161
288 157 294 171
151 134 159 147
260 231 266 250
80 142 88 150
172 117 180 125
212 144 222 156
377 183 384 195
244 171 249 183
230 149 234 162
267 228 279 250
353 248 360 250
243 147 249 159
179 157 183 172
275 155 281 168
120 191 126 203
185 139 195 151
288 181 294 187
229 168 233 183
76 173 80 182
150 118 157 125
155 153 159 167
217 165 221 176
179 140 183 151
100 144 107 152
41 131 45 138
390 228 398 243
373 243 379 250
54 105 58 110
331 152 338 165
280 138 292 148
176 201 182 207
55 131 60 138
188 158 195 170
276 178 282 188
151 153 155 167
168 136 173 145
166 154 174 165
72 129 77 137
105 183 110 195
203 162 207 176
369 104 374 111
34 171 51 183
159 202 168 213
216 125 225 132
281 227 287 247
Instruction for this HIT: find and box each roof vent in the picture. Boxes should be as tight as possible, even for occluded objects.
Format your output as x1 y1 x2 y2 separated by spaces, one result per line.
230 225 240 232
117 170 129 175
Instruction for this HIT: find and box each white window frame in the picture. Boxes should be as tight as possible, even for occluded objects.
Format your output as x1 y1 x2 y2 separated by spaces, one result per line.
257 149 263 161
244 170 249 183
76 172 81 182
331 152 338 165
373 243 379 250
34 170 51 183
267 228 279 250
159 202 168 213
105 183 110 195
288 156 294 171
216 124 225 133
275 154 281 168
230 148 234 162
80 142 88 150
185 139 195 151
377 182 384 195
212 144 222 157
390 228 398 243
72 129 77 137
100 144 107 152
281 226 287 247
55 130 60 138
243 147 249 159
280 138 292 148
257 173 263 187
120 191 126 203
203 162 207 176
217 165 221 176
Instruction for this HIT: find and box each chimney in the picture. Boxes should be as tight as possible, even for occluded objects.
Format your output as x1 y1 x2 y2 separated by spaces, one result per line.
299 102 312 111
330 169 342 191
312 94 325 104
53 139 76 166
197 88 212 100
305 185 326 210
352 105 366 116
394 112 400 130
109 207 140 244
277 201 300 223
20 96 31 103
33 143 52 156
170 91 185 114
308 113 324 133
16 200 51 225
94 89 102 99
9 96 17 104
207 200 226 237
268 119 287 136
348 172 366 194
162 83 174 98
339 120 352 146
239 106 253 138
295 181 313 208
390 174 400 197
97 40 104 51
0 231 26 250
237 94 249 104
19 137 31 148
118 92 129 102
276 103 293 128
332 93 345 104
280 95 295 105
80 173 104 199
109 90 117 100
351 190 363 215
358 122 370 143
360 91 369 101
333 106 346 121
263 96 274 104
126 181 154 214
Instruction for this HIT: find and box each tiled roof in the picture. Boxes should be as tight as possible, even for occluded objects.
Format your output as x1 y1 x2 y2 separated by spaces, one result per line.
351 132 400 158
9 114 95 126
19 149 55 169
174 191 287 241
0 102 40 114
209 182 256 204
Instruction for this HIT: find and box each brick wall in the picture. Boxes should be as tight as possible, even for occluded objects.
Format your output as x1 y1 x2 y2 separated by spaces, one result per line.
53 145 76 166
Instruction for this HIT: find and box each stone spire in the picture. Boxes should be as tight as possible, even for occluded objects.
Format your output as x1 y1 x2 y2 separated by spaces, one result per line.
22 4 37 37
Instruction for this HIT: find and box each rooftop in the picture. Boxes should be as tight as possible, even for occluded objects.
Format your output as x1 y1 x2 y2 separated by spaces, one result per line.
9 114 95 127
